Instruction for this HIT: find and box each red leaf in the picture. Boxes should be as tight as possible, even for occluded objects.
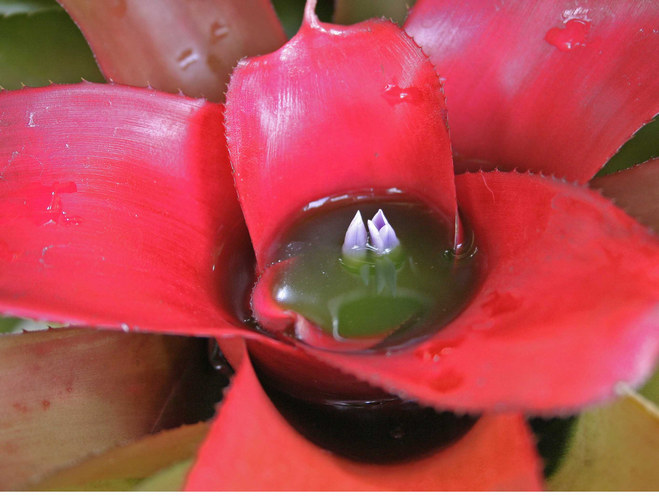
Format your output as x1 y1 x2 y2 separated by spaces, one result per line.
0 84 253 336
305 171 659 413
57 0 287 101
226 2 458 268
185 350 542 491
590 159 659 233
405 0 659 182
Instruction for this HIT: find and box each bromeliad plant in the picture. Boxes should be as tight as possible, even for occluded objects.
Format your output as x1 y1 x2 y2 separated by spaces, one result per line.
0 0 658 491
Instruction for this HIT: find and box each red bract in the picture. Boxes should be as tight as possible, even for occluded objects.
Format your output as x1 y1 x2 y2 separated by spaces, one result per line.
405 0 659 180
0 0 658 491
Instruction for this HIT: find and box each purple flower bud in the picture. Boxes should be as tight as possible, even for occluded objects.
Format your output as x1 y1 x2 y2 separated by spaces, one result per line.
368 210 400 255
343 209 400 259
378 224 400 253
342 211 368 258
370 209 389 231
367 219 385 252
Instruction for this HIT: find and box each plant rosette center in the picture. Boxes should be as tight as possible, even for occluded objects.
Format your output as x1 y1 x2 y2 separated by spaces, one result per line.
251 194 482 353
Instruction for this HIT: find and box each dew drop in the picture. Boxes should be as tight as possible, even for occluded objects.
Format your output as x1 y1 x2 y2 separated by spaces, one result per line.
176 48 200 70
481 291 523 317
429 368 464 393
23 181 78 226
382 84 423 105
208 340 235 378
415 336 465 362
545 19 591 51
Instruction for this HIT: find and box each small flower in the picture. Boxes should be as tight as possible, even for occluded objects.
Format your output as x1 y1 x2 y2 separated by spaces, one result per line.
342 210 368 258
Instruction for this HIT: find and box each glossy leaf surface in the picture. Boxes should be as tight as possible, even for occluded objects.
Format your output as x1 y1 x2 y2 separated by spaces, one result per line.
307 171 659 413
57 0 287 100
226 3 458 267
405 0 659 181
0 328 200 489
0 84 253 335
185 354 542 491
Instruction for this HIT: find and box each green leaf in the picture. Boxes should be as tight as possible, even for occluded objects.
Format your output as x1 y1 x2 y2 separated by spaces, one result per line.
0 314 62 334
0 6 103 89
134 459 194 491
31 422 209 491
271 0 333 37
548 388 659 491
0 0 59 17
597 116 659 176
0 315 21 333
334 0 415 25
639 366 659 406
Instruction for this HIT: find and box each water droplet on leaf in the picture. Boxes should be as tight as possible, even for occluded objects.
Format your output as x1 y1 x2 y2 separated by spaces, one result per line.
382 84 423 105
545 19 591 51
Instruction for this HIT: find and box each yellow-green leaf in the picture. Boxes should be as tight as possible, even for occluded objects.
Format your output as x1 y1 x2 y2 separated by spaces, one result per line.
134 459 195 491
549 387 659 491
639 364 659 406
31 422 209 491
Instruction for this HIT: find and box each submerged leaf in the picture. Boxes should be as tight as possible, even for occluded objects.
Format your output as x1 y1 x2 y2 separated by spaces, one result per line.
307 171 659 413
